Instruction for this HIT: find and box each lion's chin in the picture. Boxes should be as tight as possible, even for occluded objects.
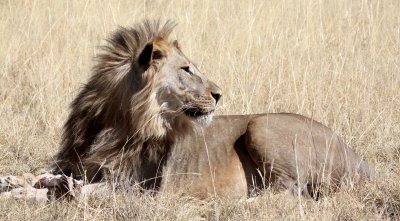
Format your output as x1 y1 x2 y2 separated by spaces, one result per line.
194 112 214 126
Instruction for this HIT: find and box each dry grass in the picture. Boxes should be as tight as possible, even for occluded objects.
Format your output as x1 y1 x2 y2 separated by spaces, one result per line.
0 0 399 220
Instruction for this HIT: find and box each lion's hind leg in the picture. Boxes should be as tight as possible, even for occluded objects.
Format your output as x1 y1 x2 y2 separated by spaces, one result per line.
243 116 315 198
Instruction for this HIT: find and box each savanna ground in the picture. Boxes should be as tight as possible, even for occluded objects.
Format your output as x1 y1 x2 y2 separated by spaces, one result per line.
0 0 399 220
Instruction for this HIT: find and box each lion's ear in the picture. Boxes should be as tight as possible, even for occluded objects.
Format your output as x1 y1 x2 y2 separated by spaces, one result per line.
138 41 167 68
138 42 154 67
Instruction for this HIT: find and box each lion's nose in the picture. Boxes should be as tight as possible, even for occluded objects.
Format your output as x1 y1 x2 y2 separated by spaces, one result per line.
209 81 222 104
211 91 222 104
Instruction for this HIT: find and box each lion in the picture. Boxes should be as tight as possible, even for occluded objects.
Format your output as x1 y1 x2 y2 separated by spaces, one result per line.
0 20 372 202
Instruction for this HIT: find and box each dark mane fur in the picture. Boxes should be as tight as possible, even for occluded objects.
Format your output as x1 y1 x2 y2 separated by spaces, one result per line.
52 20 177 185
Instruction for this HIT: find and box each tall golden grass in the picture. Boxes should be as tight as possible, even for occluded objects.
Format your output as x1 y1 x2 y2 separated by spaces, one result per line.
0 0 399 220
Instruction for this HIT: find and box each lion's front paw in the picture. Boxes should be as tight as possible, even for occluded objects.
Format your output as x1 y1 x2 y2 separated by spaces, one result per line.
34 174 84 200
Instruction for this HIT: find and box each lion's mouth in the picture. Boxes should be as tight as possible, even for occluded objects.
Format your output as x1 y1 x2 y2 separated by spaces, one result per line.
184 108 214 118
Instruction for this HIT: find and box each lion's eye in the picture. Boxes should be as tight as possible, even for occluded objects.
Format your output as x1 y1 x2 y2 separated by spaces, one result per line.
181 66 193 75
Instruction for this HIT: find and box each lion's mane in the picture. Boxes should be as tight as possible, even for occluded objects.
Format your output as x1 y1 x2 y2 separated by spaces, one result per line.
52 20 181 183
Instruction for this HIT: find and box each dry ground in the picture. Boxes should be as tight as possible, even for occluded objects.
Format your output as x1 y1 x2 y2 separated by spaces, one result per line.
0 0 399 220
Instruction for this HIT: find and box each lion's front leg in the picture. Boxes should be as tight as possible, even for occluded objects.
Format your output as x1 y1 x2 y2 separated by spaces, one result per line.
0 173 49 204
0 173 110 202
0 175 24 192
0 173 39 192
35 174 110 200
0 173 85 203
0 186 49 204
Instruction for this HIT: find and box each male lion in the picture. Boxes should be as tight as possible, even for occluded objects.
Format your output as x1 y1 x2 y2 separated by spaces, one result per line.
0 20 372 202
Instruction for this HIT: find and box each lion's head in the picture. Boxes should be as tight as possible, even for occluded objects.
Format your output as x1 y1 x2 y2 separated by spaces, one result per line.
53 20 222 181
94 20 222 139
132 33 222 138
